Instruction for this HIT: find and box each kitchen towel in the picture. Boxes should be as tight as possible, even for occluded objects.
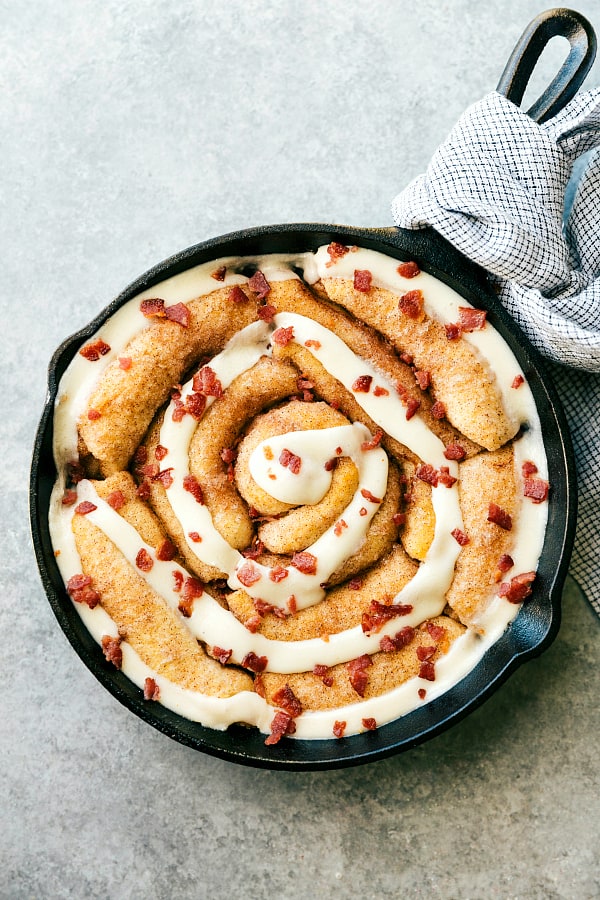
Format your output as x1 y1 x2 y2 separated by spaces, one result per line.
392 88 600 616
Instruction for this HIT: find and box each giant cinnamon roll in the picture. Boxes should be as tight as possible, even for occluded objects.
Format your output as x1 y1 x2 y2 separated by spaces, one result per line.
49 244 549 742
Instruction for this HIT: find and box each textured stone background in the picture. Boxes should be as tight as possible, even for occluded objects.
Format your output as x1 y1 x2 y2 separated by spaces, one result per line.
2 1 599 897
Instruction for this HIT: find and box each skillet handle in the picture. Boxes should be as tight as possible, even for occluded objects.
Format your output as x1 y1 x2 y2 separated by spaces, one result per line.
496 7 597 123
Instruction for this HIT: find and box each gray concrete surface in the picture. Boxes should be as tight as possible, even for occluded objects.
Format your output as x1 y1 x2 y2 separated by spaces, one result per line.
2 1 599 897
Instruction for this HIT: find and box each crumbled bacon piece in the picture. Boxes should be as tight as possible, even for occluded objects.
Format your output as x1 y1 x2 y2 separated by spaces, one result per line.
354 269 372 292
522 460 538 477
136 548 154 572
326 242 350 264
512 374 525 389
361 429 383 451
487 503 512 530
272 684 303 718
352 374 373 393
398 289 425 320
393 512 406 526
254 674 266 698
193 365 223 398
458 306 487 331
362 599 413 634
211 265 227 281
498 571 536 604
273 326 295 346
118 356 132 371
242 538 264 560
438 466 457 488
172 570 184 592
324 458 338 472
67 460 86 484
362 718 377 731
248 270 271 299
431 400 447 420
237 561 262 587
139 462 159 479
418 688 427 700
74 501 97 516
183 474 204 504
253 598 287 619
305 338 322 350
444 322 462 340
140 298 166 318
346 653 373 697
359 507 368 516
497 554 514 577
66 574 101 609
397 260 420 278
62 489 78 506
419 660 436 681
444 443 466 461
451 528 469 546
101 635 123 669
373 385 389 397
153 468 174 489
220 447 236 465
184 391 207 420
257 303 276 322
136 481 151 500
416 645 436 662
164 303 190 327
244 615 261 633
291 551 318 575
188 531 201 542
360 488 381 503
287 595 297 615
228 285 248 304
265 710 296 745
414 369 431 390
144 677 160 700
348 577 363 590
178 577 203 616
87 408 101 421
334 519 348 536
170 388 186 422
79 338 111 361
242 652 268 673
106 490 126 510
379 625 415 652
154 444 168 461
213 646 232 665
156 538 177 561
269 566 289 583
425 622 446 641
279 447 302 474
333 721 346 738
400 352 414 365
416 464 438 487
524 477 549 503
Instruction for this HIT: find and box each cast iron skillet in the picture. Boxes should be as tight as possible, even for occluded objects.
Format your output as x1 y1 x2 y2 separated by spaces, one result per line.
31 9 593 769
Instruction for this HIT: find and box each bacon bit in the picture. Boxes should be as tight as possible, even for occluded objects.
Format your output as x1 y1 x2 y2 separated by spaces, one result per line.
172 570 184 592
416 645 436 662
359 507 368 516
61 489 78 506
458 307 487 331
236 561 262 587
264 565 288 585
228 285 248 304
418 688 427 699
379 625 415 652
397 260 420 278
220 447 236 465
393 512 407 526
178 577 203 616
400 352 414 365
361 429 384 451
170 388 186 422
405 397 421 420
66 574 101 609
347 654 373 698
193 365 223 398
87 408 101 421
333 721 347 738
279 447 302 474
242 538 264 561
257 303 276 322
398 289 425 321
211 265 227 281
254 673 266 697
253 598 286 620
272 684 303 718
106 490 126 511
139 462 159 479
164 302 190 327
74 500 97 516
156 538 177 561
183 473 204 504
213 646 233 665
451 528 469 546
154 444 168 461
522 460 538 477
362 600 413 634
265 710 296 745
291 551 318 575
416 463 439 487
273 326 295 346
524 477 549 503
101 635 122 669
79 338 111 361
361 488 382 504
431 400 447 420
438 466 457 488
184 391 206 420
136 480 151 500
118 356 132 371
287 595 297 615
444 322 462 340
498 554 514 573
188 531 201 543
143 677 160 700
362 717 377 731
305 338 322 350
414 369 431 390
352 374 373 393
242 651 268 673
425 622 446 641
326 242 350 264
354 269 372 292
487 502 512 530
444 443 466 461
419 660 436 681
373 385 390 397
313 664 328 677
154 468 175 489
67 460 86 484
348 577 363 590
324 458 338 472
334 519 348 536
244 615 261 633
134 446 148 467
512 374 525 389
140 298 166 318
498 571 536 604
248 270 271 299
136 548 154 572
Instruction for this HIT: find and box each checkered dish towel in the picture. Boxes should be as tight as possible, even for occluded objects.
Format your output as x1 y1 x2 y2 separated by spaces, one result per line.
392 89 600 617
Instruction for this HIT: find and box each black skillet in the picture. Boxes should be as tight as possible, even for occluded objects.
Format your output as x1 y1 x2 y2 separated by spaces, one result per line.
31 9 594 769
